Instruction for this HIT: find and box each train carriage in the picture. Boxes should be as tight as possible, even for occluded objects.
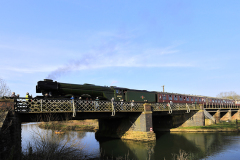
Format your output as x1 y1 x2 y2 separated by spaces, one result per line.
157 92 203 104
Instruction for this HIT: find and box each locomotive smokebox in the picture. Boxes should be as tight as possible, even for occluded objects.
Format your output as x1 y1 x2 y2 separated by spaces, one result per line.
36 79 58 93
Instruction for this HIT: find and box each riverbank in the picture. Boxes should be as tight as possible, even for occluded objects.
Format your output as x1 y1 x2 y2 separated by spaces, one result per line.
169 121 240 132
38 119 98 131
38 120 240 133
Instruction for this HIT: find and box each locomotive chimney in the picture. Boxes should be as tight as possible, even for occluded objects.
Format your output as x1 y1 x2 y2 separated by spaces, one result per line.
44 79 53 82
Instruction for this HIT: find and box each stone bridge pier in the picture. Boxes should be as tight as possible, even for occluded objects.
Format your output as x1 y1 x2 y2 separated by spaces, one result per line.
0 99 21 160
96 104 156 141
211 109 240 122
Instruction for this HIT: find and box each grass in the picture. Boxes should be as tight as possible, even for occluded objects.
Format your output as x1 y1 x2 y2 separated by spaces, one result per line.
172 150 190 160
38 120 99 131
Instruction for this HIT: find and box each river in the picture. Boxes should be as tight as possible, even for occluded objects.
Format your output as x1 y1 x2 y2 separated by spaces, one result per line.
22 123 240 160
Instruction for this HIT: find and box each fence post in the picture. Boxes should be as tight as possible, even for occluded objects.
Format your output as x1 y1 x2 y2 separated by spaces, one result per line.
111 101 115 116
41 99 42 112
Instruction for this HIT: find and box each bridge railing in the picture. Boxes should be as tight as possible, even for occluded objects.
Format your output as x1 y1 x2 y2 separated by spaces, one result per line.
14 98 146 113
14 98 202 113
75 100 145 112
203 103 240 109
151 103 200 113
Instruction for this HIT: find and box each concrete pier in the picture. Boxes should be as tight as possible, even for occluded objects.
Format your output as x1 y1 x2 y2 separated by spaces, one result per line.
220 110 232 121
180 109 205 127
96 104 156 141
232 110 240 120
213 110 221 123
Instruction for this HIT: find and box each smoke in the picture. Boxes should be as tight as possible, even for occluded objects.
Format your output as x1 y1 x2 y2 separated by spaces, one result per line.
46 35 126 80
110 80 119 86
46 55 94 80
45 31 184 81
46 66 71 80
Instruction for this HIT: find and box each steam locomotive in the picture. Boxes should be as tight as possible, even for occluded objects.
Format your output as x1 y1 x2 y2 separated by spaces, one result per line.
36 79 239 106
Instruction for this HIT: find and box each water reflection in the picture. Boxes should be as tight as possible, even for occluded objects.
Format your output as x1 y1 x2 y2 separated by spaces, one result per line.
98 139 155 160
21 123 100 158
22 123 240 160
98 132 240 160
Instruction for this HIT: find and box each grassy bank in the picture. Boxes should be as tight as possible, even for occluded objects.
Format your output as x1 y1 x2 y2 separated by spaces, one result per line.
38 120 99 131
171 120 240 132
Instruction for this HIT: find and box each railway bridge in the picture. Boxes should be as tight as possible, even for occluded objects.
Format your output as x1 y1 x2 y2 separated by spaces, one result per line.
1 98 240 159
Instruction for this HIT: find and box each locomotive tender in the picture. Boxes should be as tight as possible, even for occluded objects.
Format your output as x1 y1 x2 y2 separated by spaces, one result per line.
36 79 239 106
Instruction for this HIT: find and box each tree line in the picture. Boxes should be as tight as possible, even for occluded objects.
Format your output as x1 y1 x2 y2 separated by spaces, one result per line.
216 91 240 100
0 78 11 97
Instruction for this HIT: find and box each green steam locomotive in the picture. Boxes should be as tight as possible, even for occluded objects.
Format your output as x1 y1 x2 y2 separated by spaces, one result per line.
36 79 156 102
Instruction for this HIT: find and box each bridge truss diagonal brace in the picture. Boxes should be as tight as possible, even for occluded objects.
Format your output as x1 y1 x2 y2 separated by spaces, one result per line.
204 109 216 122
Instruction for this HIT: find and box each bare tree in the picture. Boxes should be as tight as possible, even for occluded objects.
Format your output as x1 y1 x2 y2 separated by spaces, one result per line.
217 91 240 100
0 78 11 97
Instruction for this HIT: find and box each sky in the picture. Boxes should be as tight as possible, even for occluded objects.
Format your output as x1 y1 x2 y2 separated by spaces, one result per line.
0 0 240 98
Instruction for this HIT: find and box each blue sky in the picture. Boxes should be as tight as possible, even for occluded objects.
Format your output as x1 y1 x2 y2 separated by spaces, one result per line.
0 0 239 97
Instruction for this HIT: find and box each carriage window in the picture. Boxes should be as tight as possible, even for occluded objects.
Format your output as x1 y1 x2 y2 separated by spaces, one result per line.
180 96 183 101
186 97 189 101
191 97 194 101
195 98 198 101
169 95 172 100
199 98 201 102
163 95 167 100
174 95 178 100
183 97 186 100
